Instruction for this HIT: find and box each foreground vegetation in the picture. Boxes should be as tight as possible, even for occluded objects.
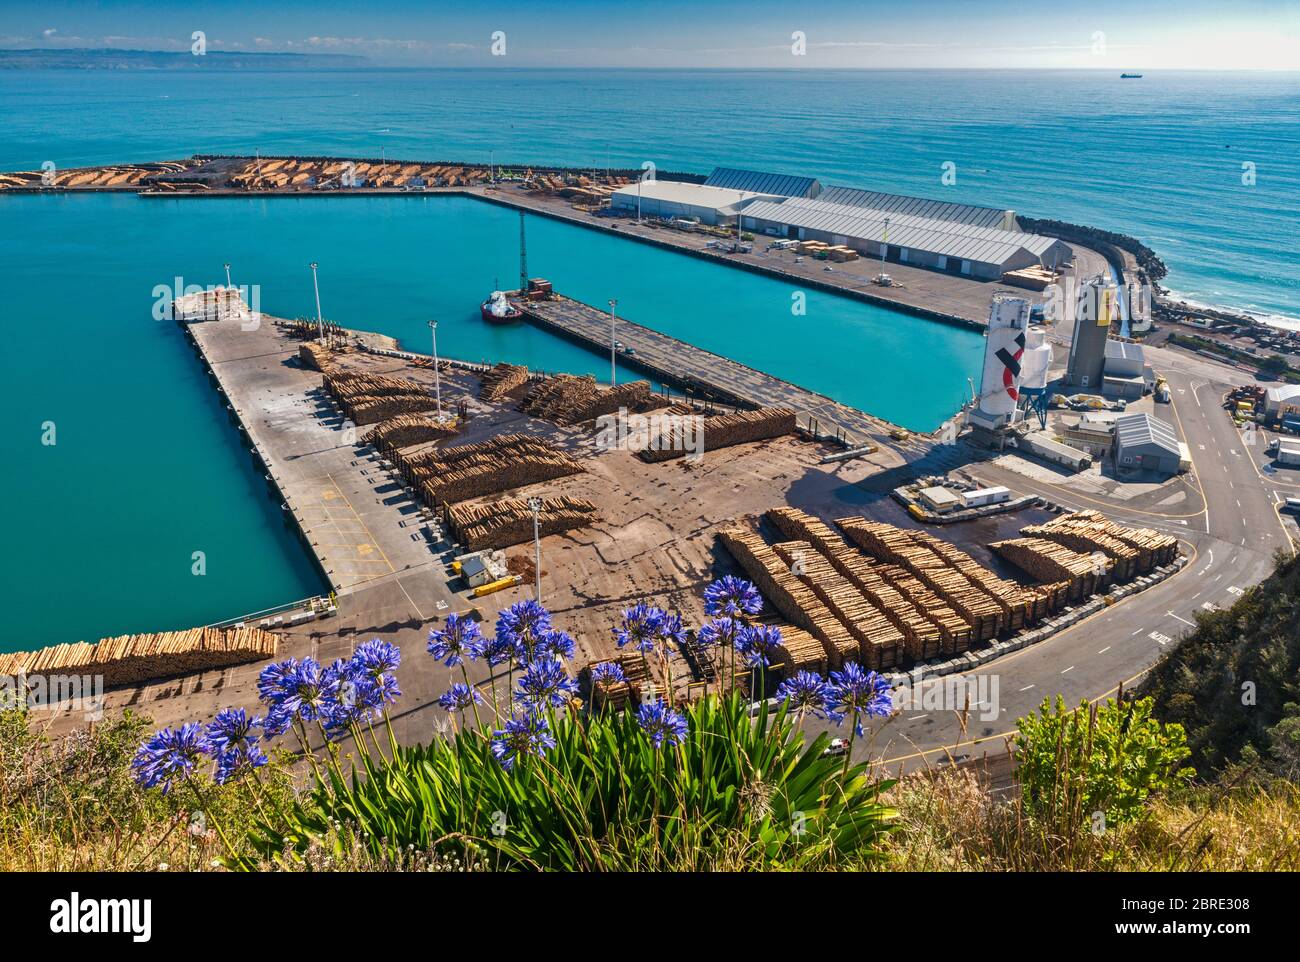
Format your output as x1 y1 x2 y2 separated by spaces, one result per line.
4 562 1298 872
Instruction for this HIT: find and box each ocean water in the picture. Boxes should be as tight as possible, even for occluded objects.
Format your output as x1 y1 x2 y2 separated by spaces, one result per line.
2 68 1296 324
2 67 1296 650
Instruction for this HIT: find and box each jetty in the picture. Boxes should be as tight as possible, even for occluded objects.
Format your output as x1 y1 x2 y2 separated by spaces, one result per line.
519 293 896 446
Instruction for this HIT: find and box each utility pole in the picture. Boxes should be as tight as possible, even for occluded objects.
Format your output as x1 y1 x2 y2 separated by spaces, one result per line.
528 496 543 601
608 298 618 386
309 262 323 343
519 211 528 293
490 149 495 186
428 319 443 421
880 217 890 277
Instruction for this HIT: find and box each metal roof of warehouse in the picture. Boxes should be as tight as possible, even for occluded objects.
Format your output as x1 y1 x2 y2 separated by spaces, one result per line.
741 196 1066 266
817 185 1017 230
1105 340 1145 361
704 167 822 198
611 179 781 210
1114 412 1181 455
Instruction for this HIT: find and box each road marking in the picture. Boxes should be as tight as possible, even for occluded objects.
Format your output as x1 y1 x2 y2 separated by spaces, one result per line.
1167 611 1197 627
1061 665 1075 674
1097 646 1111 654
1018 684 1035 692
1130 628 1143 636
1226 585 1243 595
909 714 929 721
1149 630 1172 645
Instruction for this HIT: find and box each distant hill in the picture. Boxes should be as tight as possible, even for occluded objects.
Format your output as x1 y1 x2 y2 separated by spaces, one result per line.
0 48 368 70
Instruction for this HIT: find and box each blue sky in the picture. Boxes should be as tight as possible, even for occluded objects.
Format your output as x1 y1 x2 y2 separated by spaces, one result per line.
3 0 1297 69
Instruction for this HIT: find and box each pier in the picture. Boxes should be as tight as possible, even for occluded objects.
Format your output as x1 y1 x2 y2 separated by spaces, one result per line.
519 293 899 446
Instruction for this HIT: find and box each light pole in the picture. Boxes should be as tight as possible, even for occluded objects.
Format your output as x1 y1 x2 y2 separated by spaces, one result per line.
490 149 495 186
636 177 642 224
608 298 617 386
527 496 543 601
428 319 443 421
879 217 890 277
309 262 323 343
223 262 232 289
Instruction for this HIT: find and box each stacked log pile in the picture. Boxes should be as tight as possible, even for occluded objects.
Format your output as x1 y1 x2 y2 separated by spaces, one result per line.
322 370 439 425
991 538 1110 601
520 375 599 421
298 342 335 372
586 654 650 711
906 530 1059 627
834 519 1002 642
478 363 531 402
638 407 796 463
399 434 584 506
0 626 279 690
1029 510 1178 574
768 624 828 676
446 496 597 551
766 508 936 662
362 413 459 453
716 526 857 668
771 542 903 670
873 562 971 657
568 380 655 424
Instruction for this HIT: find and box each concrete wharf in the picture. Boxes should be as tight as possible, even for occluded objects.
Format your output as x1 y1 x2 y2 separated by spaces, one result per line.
519 293 902 446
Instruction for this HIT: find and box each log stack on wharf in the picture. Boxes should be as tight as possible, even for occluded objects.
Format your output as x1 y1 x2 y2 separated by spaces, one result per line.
0 626 279 691
394 433 584 507
990 538 1110 601
362 412 459 456
770 541 904 671
638 407 796 463
322 369 440 425
1027 510 1178 574
904 529 1061 628
445 496 598 551
717 525 857 668
765 508 934 665
478 362 532 402
832 519 1003 643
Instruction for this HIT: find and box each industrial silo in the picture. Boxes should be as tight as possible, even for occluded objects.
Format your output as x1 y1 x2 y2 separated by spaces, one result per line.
969 293 1031 433
1066 276 1116 389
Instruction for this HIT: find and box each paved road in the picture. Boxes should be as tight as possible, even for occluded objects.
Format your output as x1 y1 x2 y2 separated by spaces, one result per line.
830 335 1293 773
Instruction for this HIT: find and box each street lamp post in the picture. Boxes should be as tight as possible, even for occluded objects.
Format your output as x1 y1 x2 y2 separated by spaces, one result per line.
527 496 543 601
428 319 443 421
223 262 232 289
608 298 617 386
879 217 890 277
309 262 323 343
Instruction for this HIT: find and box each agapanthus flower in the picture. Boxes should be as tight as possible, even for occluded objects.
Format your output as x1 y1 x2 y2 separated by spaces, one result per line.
775 671 834 718
496 600 552 644
203 708 268 784
320 658 386 735
695 617 738 649
514 656 579 711
703 575 763 619
491 714 556 771
438 683 483 714
530 628 576 663
481 633 518 669
353 638 401 678
637 699 689 749
427 612 485 667
590 661 626 685
827 662 894 736
614 602 666 653
131 723 207 794
735 623 783 668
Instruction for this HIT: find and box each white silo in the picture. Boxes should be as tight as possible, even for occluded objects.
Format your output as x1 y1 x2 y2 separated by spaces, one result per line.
970 293 1031 432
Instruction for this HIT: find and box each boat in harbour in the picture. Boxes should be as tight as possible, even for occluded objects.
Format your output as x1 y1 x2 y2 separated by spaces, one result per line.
480 289 522 323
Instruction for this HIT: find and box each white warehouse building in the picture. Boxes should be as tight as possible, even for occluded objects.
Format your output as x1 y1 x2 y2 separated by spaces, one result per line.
609 180 782 226
740 195 1073 280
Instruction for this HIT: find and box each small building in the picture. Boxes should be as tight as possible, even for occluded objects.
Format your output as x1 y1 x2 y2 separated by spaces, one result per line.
918 485 963 513
1020 431 1093 471
960 485 1011 508
609 180 780 225
1113 412 1187 475
1263 384 1300 422
1061 411 1120 457
459 555 493 589
1102 339 1148 400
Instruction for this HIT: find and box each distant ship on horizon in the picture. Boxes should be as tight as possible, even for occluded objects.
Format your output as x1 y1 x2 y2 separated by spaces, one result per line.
1120 73 1144 79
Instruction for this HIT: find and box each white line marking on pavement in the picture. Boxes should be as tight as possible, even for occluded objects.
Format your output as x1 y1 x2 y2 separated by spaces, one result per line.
1167 611 1197 626
1061 665 1075 674
1019 685 1035 692
1098 646 1111 654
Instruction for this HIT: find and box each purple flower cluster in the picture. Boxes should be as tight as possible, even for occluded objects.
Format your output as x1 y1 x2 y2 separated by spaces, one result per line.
703 576 763 619
426 612 484 667
776 663 893 736
438 683 482 714
613 603 684 656
637 699 689 749
735 624 783 668
491 714 556 771
590 661 626 685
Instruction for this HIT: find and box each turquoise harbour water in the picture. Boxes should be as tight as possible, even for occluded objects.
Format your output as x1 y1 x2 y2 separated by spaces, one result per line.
2 67 1296 650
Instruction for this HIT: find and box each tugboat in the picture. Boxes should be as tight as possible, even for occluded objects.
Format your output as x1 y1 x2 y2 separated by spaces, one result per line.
480 289 522 324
